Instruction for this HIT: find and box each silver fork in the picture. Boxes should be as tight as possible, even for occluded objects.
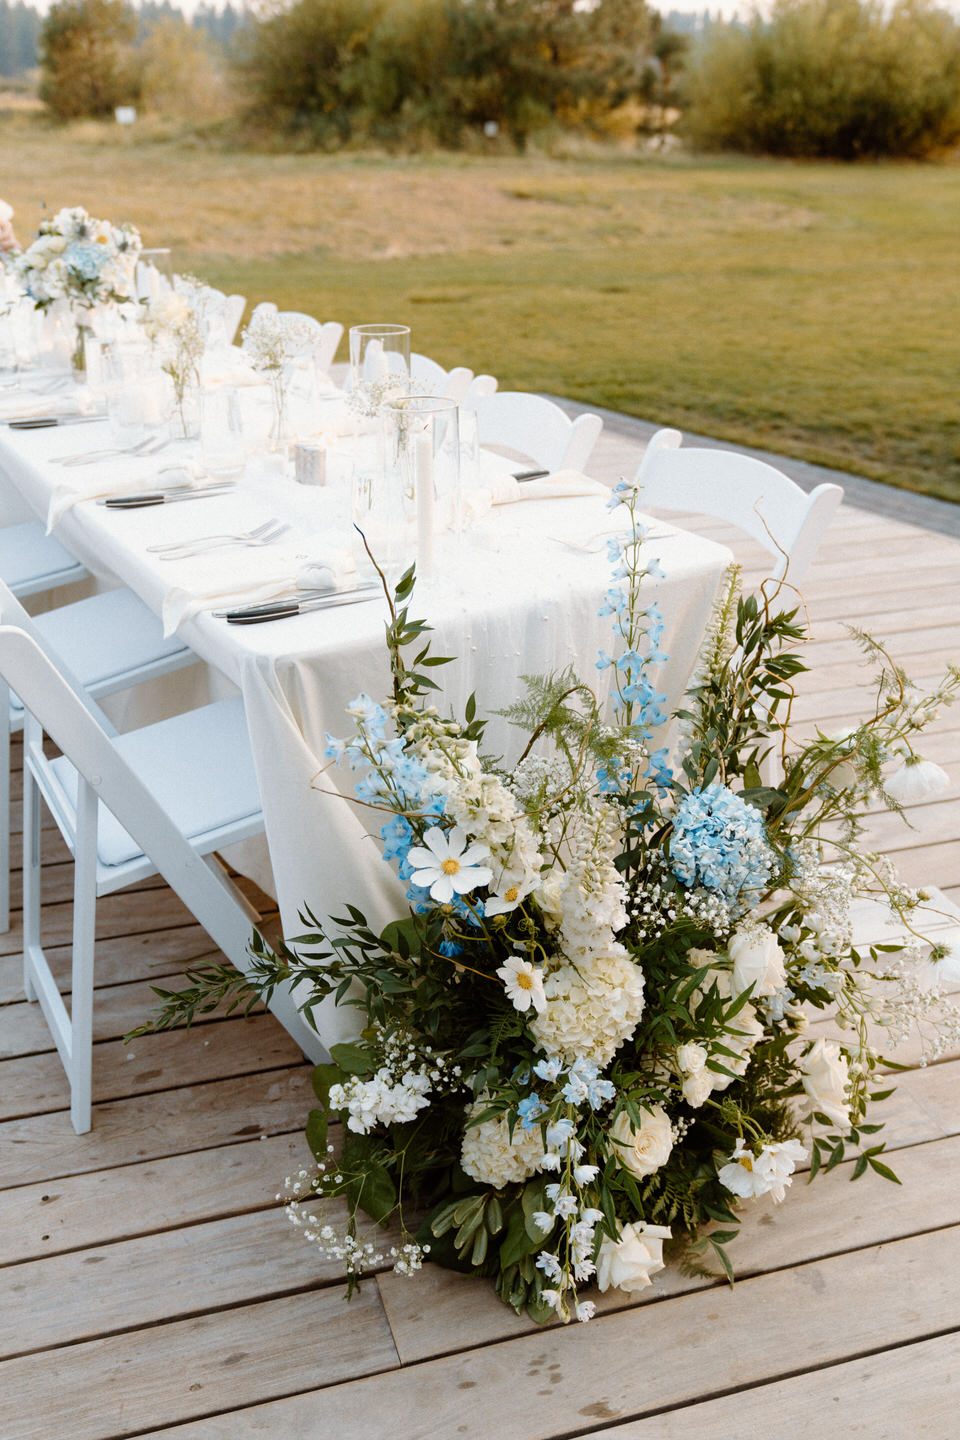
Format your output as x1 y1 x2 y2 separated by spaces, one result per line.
55 435 170 467
148 519 289 560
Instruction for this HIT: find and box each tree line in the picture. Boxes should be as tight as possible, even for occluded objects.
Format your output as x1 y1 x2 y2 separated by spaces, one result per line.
24 0 960 159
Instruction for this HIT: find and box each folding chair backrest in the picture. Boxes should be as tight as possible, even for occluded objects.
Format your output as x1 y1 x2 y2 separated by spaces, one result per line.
463 392 603 473
410 353 474 405
0 580 115 733
222 294 247 346
634 429 844 584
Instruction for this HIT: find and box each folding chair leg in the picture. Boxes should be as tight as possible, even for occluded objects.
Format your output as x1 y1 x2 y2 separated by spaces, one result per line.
22 753 41 1004
69 779 98 1135
0 682 9 933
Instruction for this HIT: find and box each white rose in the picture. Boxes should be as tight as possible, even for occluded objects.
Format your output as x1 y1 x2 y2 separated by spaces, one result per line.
677 1041 707 1074
152 291 191 329
608 1104 673 1179
729 925 786 999
596 1221 671 1294
0 200 12 223
534 869 564 925
801 1038 850 1131
681 1067 714 1108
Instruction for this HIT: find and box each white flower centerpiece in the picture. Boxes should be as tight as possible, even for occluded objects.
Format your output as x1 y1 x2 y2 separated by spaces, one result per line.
12 206 141 375
138 482 959 1325
241 309 318 450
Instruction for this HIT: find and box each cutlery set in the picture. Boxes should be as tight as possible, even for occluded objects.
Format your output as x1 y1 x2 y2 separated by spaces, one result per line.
146 519 289 559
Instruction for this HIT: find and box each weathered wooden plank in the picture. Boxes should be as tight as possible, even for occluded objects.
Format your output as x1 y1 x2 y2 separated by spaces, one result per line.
0 1012 302 1122
0 924 220 1005
0 1194 384 1358
376 1129 960 1363
584 1331 960 1439
4 858 168 913
0 1065 314 1189
128 1225 960 1440
0 1284 398 1440
0 888 199 957
0 974 268 1059
0 1133 312 1266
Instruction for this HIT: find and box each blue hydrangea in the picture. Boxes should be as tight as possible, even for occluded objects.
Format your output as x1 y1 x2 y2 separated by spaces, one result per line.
670 782 777 906
65 241 107 281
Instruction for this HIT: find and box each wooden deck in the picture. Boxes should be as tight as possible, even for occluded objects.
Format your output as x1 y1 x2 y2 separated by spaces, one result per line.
1 430 959 1440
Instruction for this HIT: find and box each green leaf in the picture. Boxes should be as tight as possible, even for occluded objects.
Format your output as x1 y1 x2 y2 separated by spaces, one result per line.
311 1062 341 1108
867 1157 902 1184
357 1163 396 1225
305 1107 328 1162
329 1042 373 1075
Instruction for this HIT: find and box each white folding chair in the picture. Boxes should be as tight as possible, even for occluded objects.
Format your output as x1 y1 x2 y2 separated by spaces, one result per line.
634 429 844 584
0 579 195 932
222 294 247 346
466 373 498 400
0 520 88 597
463 392 603 473
410 353 474 405
2 622 322 1134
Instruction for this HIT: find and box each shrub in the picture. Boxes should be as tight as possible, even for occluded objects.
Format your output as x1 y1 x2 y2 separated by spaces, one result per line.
684 0 960 159
38 0 138 119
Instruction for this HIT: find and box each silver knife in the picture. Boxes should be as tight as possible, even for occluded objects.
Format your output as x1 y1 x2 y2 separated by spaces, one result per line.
224 588 380 624
98 484 236 508
8 413 106 429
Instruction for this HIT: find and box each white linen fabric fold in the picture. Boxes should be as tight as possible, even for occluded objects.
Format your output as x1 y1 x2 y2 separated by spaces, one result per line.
161 539 357 635
46 461 205 530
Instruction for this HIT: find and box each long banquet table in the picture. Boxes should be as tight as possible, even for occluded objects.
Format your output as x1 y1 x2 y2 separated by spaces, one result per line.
0 413 733 1048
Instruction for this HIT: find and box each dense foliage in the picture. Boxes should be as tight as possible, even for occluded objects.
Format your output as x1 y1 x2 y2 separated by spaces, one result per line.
238 0 659 148
684 0 960 159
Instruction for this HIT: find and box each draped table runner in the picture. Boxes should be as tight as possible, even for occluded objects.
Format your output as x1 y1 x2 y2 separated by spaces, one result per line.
0 416 732 1047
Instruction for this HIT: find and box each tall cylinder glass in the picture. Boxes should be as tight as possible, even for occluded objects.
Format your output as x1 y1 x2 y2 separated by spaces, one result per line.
349 324 411 400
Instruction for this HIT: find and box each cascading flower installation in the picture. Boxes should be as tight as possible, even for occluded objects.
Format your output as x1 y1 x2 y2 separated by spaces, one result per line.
140 481 960 1324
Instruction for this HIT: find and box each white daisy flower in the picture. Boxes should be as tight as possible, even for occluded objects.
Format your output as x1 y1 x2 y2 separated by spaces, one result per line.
407 825 493 903
496 955 547 1013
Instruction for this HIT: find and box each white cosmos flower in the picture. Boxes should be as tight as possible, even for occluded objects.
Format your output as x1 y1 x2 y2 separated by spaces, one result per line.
884 758 949 805
496 956 547 1013
407 825 493 903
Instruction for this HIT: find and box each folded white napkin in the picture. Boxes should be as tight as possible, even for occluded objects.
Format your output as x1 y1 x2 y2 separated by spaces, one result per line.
464 467 608 523
200 347 264 388
161 541 357 636
46 461 204 531
0 394 58 422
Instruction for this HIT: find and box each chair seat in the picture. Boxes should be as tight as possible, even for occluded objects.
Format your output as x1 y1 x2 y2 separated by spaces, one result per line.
49 697 262 868
0 522 87 596
10 589 188 717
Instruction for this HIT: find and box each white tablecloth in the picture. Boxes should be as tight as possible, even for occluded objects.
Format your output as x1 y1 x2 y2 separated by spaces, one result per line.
0 414 732 1046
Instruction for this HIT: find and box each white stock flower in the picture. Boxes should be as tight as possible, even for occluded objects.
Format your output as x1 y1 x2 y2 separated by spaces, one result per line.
407 825 493 903
718 1138 807 1204
595 1221 672 1294
496 956 547 1014
800 1038 851 1131
460 1102 545 1188
530 947 645 1066
608 1104 674 1178
729 925 787 1000
884 758 950 805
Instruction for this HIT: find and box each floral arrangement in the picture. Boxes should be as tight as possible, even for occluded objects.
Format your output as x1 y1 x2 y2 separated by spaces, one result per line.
141 482 959 1324
144 287 205 437
12 205 140 311
241 309 319 445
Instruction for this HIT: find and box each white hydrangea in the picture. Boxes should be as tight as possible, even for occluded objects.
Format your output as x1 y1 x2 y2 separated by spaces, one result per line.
460 1101 546 1187
530 945 645 1066
328 1067 432 1134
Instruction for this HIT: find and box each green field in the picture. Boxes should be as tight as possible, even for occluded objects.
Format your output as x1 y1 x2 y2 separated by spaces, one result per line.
4 118 959 502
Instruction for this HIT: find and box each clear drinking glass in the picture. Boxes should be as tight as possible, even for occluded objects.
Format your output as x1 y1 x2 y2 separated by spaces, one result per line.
383 395 460 581
349 324 411 398
103 342 165 443
200 386 246 479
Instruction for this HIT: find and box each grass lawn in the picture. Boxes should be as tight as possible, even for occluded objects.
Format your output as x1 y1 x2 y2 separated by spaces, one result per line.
4 118 958 503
